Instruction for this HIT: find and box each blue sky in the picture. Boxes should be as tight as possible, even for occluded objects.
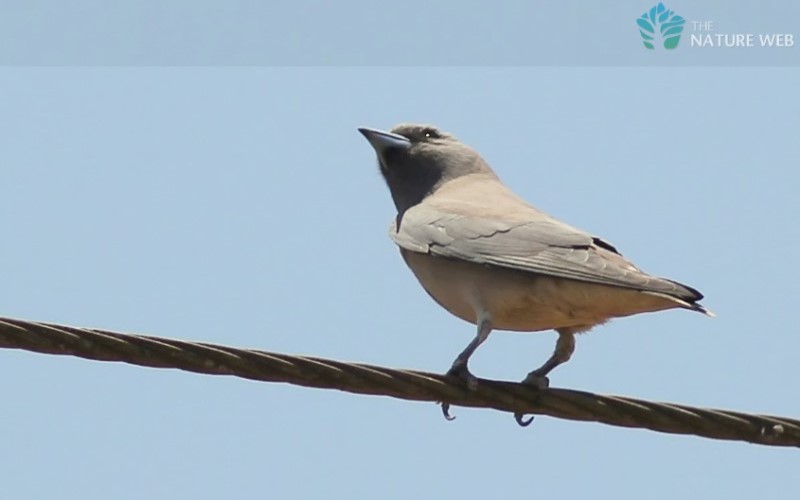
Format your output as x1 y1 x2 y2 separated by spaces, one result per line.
1 2 799 500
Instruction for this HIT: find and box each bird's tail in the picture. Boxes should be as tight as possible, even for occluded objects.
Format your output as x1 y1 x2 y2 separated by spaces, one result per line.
644 278 715 317
643 290 715 317
686 301 715 317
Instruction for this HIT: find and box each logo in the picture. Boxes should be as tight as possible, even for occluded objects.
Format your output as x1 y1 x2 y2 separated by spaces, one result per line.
636 3 686 50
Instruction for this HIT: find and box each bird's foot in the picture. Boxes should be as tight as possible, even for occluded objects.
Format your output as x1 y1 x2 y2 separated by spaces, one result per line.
522 372 550 390
446 363 479 390
440 363 479 421
513 373 551 427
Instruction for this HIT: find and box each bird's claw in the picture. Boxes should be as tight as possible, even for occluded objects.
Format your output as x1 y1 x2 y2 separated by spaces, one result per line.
512 373 550 427
441 402 456 421
440 364 480 421
514 413 535 426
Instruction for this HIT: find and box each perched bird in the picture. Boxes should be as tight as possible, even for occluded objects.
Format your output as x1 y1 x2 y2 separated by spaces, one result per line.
359 124 711 419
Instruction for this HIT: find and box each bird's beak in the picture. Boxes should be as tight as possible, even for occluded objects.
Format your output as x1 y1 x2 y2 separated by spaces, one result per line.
358 127 412 154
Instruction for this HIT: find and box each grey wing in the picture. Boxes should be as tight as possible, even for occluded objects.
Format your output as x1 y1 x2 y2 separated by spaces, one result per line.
390 207 702 302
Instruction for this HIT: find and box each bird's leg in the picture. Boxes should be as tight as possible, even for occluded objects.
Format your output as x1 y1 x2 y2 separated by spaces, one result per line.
441 314 493 421
514 329 576 427
446 315 493 384
523 328 576 387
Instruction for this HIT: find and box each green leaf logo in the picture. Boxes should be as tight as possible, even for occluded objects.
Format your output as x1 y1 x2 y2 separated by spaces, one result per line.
637 3 685 50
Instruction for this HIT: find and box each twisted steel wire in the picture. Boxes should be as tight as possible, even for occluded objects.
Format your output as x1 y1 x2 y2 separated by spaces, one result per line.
0 316 797 447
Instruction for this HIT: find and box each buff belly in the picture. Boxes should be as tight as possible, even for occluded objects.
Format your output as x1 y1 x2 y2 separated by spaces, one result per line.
400 249 682 332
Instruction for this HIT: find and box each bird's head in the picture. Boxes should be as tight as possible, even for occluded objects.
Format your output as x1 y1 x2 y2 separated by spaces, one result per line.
359 123 495 214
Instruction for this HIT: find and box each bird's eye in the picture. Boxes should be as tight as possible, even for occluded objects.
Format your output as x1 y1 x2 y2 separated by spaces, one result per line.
423 128 440 139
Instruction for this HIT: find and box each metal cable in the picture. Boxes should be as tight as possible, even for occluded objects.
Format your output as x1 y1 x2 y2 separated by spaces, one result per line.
0 316 796 447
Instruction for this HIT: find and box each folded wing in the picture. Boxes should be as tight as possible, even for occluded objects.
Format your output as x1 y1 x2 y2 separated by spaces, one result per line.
390 206 703 303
